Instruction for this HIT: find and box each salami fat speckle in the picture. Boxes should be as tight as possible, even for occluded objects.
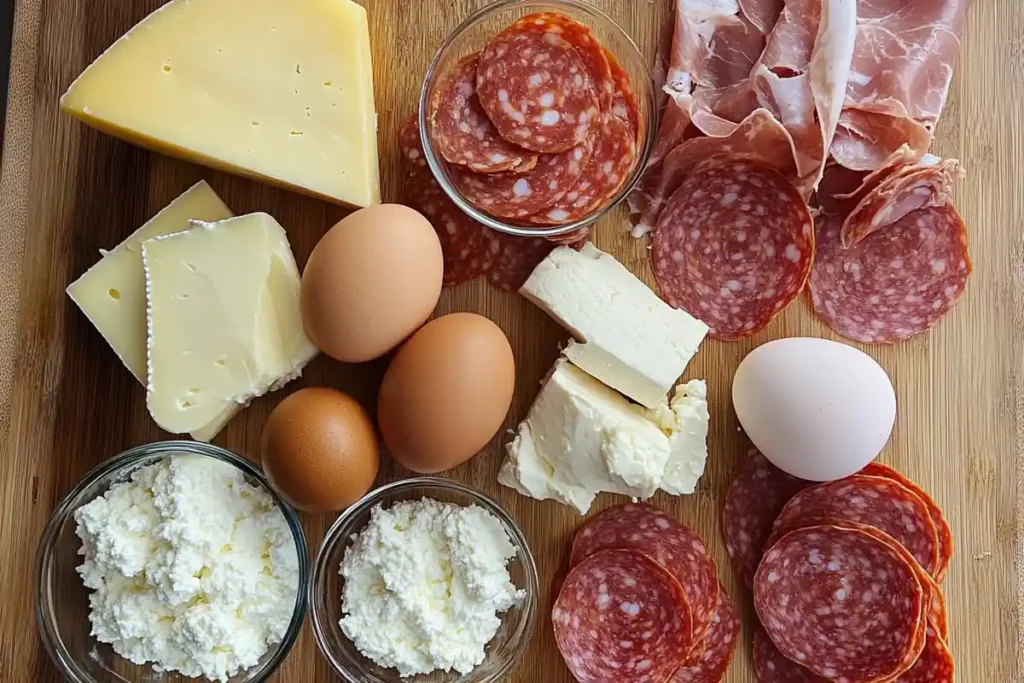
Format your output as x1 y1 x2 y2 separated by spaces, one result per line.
722 449 811 588
525 113 636 225
430 54 538 173
476 26 599 153
553 549 693 683
861 462 953 583
753 627 829 682
606 48 640 140
570 504 717 651
767 475 941 579
509 13 615 111
451 142 592 219
896 624 954 683
670 586 739 683
754 525 926 683
652 161 814 340
809 206 972 344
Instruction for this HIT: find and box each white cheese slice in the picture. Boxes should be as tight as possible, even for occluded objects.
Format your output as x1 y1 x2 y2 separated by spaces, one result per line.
520 244 709 409
142 213 316 433
649 380 710 495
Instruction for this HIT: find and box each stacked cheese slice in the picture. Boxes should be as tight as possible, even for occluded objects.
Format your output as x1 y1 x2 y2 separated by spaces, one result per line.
499 244 711 513
67 182 316 440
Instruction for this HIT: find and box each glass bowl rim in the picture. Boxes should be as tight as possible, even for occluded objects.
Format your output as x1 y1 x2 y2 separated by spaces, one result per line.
308 476 540 683
417 0 657 238
35 440 310 683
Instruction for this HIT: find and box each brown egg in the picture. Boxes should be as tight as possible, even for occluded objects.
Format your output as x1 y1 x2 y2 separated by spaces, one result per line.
260 387 380 513
300 204 443 363
378 313 515 474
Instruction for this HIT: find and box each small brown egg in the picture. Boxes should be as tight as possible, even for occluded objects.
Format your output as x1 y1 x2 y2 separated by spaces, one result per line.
378 313 515 474
300 204 443 363
260 387 380 513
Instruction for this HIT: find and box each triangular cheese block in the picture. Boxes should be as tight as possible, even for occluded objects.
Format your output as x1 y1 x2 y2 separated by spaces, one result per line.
61 0 380 208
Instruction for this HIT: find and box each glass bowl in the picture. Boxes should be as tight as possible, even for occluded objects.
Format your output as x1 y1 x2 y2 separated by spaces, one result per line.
36 441 308 683
418 0 656 238
309 478 539 683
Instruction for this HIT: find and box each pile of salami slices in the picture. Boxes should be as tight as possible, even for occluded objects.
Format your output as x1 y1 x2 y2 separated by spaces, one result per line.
632 0 972 344
553 504 739 683
400 12 642 291
723 450 954 683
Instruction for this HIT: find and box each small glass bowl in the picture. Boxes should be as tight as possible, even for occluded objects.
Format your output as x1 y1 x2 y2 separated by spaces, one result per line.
310 478 539 683
418 0 656 238
36 441 308 683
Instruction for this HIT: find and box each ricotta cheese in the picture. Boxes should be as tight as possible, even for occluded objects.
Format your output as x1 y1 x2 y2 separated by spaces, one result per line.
339 498 525 677
74 454 300 682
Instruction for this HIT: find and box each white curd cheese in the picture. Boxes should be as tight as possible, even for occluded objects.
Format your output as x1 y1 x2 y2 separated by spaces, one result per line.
74 454 299 682
339 498 525 677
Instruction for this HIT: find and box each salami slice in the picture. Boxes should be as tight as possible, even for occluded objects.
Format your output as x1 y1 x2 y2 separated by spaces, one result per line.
451 142 592 219
430 54 538 173
753 627 829 683
808 206 972 344
754 525 926 682
767 475 941 578
570 504 717 653
552 549 693 683
400 115 490 285
896 624 954 683
476 26 600 153
670 586 739 683
652 161 814 340
860 462 953 583
482 229 556 292
722 449 811 588
607 49 640 140
508 13 615 111
524 113 636 225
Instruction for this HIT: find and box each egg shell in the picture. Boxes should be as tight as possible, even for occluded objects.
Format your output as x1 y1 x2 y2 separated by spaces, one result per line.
300 204 443 363
260 387 380 513
378 313 515 474
732 337 896 481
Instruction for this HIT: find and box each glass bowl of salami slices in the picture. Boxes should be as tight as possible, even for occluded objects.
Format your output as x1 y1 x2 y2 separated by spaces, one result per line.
417 0 656 239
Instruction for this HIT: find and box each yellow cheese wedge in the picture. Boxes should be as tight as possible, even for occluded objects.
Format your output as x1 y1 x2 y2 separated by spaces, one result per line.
61 0 380 208
66 181 239 441
142 213 317 434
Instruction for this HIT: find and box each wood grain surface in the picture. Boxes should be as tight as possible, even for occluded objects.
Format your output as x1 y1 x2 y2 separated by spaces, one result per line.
0 0 1021 681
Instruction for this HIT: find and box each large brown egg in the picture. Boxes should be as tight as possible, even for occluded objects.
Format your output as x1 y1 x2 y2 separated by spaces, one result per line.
378 313 515 473
260 387 380 512
300 204 443 363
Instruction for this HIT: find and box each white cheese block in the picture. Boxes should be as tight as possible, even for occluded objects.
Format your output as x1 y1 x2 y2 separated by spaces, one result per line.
649 380 710 495
66 181 240 441
520 244 709 409
142 213 317 433
498 360 710 513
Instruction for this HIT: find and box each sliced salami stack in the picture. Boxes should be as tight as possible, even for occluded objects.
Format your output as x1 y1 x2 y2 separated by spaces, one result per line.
723 450 955 683
553 504 738 683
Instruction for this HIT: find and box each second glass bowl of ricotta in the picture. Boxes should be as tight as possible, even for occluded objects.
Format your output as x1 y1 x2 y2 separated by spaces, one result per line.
309 477 539 683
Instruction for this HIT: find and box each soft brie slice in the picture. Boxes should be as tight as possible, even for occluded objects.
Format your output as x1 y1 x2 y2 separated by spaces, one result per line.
142 213 316 433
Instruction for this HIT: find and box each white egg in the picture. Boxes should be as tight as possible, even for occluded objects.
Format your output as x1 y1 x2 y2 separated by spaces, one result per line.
732 337 896 481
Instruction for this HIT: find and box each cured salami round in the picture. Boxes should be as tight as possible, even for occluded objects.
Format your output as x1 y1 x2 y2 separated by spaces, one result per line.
896 624 954 683
670 586 739 683
524 113 636 225
767 475 941 578
722 449 811 588
808 206 972 344
451 142 592 219
606 49 639 140
508 13 615 111
476 26 599 153
552 549 693 683
652 161 814 340
753 627 829 683
482 229 556 292
860 462 953 583
754 525 926 683
570 504 717 652
430 54 538 173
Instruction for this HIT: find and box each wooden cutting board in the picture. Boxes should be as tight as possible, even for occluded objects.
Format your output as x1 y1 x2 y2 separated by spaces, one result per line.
0 0 1020 681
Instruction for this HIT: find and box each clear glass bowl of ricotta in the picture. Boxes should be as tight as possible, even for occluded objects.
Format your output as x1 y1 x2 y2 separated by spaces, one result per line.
35 441 309 683
310 478 539 683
